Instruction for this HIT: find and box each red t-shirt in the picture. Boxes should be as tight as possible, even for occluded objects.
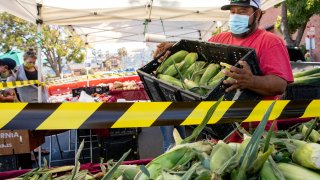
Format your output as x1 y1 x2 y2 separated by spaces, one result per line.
208 29 294 87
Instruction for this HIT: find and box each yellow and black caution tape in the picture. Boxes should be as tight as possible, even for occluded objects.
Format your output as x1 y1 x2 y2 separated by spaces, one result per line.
0 80 45 90
0 99 319 130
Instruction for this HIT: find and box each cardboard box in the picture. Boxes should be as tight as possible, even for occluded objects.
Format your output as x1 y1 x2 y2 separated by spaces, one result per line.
0 130 41 155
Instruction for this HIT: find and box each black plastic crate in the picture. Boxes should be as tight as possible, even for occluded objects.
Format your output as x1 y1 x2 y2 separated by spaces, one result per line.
137 39 262 102
0 155 17 172
103 134 139 161
283 84 320 100
72 86 108 97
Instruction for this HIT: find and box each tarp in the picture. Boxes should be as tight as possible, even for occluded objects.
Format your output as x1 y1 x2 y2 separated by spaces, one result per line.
0 50 24 65
0 0 285 43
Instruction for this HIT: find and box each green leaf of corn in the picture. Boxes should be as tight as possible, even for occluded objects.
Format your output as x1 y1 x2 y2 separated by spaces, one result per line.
181 96 224 144
101 149 131 180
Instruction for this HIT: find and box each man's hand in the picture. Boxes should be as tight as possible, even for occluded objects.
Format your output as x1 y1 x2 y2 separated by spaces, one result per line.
222 60 287 96
223 61 254 92
153 42 174 62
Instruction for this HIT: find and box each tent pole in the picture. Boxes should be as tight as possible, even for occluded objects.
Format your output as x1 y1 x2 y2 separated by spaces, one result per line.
36 4 43 103
36 4 43 168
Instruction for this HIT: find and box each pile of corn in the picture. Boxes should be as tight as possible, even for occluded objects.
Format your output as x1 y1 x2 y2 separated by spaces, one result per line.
155 50 231 96
115 103 320 180
292 68 320 85
12 100 320 179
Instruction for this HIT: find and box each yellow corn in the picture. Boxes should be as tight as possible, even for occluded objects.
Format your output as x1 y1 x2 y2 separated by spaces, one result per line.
277 163 320 180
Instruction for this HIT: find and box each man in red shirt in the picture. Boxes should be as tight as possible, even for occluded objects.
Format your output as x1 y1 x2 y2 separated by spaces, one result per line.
153 0 293 143
210 0 293 98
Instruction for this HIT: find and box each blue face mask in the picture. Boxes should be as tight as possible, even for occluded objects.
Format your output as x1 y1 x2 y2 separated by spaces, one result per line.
228 14 250 34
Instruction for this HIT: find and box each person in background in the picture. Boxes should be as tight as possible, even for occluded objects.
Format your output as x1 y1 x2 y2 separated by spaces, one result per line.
160 126 186 152
0 58 17 102
6 48 49 165
7 48 48 102
153 0 293 142
305 50 311 62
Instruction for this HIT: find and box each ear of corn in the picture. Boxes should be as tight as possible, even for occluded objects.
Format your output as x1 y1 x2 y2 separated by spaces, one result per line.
156 50 189 74
158 74 183 88
209 141 235 173
173 150 197 169
162 62 184 77
196 151 211 169
248 146 273 174
293 68 320 78
293 76 320 85
184 79 206 95
111 165 140 179
169 141 213 155
220 62 232 69
180 162 201 180
259 161 279 180
156 171 182 180
194 167 212 180
277 163 320 180
46 165 74 174
199 64 220 85
228 143 240 152
192 74 202 85
292 142 320 170
135 146 190 180
178 52 198 73
301 118 320 143
182 63 196 79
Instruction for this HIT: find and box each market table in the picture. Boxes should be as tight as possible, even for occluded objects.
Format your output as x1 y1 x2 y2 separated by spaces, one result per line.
47 75 141 96
109 88 149 101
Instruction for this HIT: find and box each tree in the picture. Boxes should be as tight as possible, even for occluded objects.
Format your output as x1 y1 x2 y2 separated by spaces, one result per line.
117 47 128 69
117 47 128 58
276 0 320 46
0 13 36 51
42 25 86 76
105 50 110 61
0 12 86 77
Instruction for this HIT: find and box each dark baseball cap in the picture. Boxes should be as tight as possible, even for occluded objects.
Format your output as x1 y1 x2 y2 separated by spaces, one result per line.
0 58 17 70
221 0 261 10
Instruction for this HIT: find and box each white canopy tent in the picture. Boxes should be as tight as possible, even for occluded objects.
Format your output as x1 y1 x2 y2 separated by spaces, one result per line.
1 0 284 44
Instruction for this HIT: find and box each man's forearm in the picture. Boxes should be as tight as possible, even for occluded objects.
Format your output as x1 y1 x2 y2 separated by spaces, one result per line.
247 75 287 96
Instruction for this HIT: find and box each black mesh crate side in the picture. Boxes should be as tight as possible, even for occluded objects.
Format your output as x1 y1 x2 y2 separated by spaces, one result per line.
138 72 165 102
285 84 320 100
94 86 109 94
158 82 180 102
104 135 139 161
72 87 84 97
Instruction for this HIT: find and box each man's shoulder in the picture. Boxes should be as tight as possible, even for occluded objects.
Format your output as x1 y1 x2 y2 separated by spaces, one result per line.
208 32 232 42
257 29 283 43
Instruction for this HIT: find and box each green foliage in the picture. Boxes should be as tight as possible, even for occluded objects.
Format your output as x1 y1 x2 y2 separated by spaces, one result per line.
0 12 36 51
286 0 320 33
275 1 320 45
117 47 127 58
0 12 86 77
